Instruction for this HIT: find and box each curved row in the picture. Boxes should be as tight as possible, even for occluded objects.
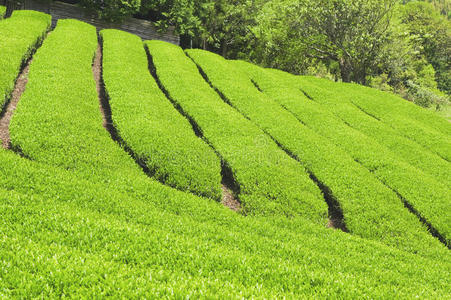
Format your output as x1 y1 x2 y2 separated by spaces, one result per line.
300 77 451 161
0 10 51 107
345 82 451 137
100 29 222 199
187 49 448 258
234 60 451 245
0 6 5 19
295 75 451 188
0 148 449 297
146 40 328 223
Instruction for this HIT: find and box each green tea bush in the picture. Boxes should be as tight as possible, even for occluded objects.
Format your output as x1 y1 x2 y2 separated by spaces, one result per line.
234 60 451 246
146 40 327 222
302 77 451 161
100 29 222 199
187 49 448 258
296 75 451 189
0 21 449 297
0 155 449 297
0 10 51 107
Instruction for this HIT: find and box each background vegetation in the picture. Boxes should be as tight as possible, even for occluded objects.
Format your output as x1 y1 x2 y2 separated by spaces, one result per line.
38 0 451 109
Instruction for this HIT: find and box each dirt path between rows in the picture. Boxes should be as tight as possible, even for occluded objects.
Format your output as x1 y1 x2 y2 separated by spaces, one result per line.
221 184 240 211
0 62 31 149
93 45 109 129
95 42 242 212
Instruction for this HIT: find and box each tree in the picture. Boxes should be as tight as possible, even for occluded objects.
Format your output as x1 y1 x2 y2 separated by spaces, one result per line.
79 0 141 22
139 0 260 57
397 1 451 94
251 0 397 83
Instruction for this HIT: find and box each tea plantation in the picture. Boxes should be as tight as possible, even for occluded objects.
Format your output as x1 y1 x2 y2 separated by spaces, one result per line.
0 11 449 298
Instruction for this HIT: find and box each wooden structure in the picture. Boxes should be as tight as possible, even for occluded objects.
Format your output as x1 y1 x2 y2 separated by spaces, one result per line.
0 0 179 44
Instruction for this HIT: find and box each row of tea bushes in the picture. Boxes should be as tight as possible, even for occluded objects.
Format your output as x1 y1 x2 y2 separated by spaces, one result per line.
187 49 448 259
0 10 51 107
234 60 450 246
100 29 222 200
146 40 328 223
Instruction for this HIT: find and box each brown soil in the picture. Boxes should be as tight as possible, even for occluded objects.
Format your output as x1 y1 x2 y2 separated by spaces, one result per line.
93 45 108 129
0 63 31 149
221 184 240 211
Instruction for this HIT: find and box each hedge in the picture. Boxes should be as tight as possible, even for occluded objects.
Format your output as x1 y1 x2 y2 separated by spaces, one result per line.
100 29 222 199
187 49 448 259
299 76 451 161
0 10 51 107
234 60 451 246
294 75 451 189
145 40 328 223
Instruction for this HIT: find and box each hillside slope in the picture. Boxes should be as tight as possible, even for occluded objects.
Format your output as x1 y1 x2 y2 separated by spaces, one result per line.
0 14 449 297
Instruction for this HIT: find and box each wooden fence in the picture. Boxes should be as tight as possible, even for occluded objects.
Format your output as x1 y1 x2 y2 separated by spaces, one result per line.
1 0 179 44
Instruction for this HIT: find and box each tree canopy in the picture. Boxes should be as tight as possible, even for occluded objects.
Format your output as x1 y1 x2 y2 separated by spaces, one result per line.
74 0 450 108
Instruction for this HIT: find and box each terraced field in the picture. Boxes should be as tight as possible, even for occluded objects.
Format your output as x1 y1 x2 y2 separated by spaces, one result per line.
0 11 449 297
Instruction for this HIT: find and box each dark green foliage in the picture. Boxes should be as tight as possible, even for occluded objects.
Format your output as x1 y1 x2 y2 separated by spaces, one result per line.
0 10 51 107
146 40 328 222
100 29 222 199
79 0 141 22
140 0 260 56
251 0 396 84
397 2 451 95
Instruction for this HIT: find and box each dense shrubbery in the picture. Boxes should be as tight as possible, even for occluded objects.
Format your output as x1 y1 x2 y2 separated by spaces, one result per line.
0 10 50 107
405 80 450 108
338 82 451 161
79 0 140 22
101 29 222 199
0 17 450 297
0 5 5 18
234 60 451 244
0 152 449 297
32 0 449 110
293 75 451 187
146 40 328 221
188 49 449 257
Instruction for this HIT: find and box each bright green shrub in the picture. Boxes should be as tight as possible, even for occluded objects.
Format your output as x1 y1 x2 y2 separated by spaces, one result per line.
293 74 451 188
233 60 451 245
0 19 449 297
9 19 152 191
300 77 451 161
349 83 451 160
0 148 449 298
187 49 448 258
145 40 327 222
100 29 222 200
0 10 51 106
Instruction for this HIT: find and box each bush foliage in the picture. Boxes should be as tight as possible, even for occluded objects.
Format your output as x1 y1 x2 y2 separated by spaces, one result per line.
101 29 222 199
